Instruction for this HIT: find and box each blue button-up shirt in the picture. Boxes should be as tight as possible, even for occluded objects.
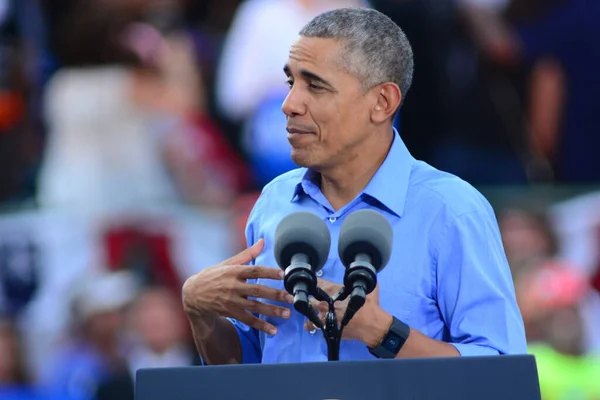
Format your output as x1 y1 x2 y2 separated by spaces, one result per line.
231 132 527 363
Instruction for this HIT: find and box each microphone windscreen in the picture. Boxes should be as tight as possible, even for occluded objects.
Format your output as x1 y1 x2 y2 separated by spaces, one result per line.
338 209 393 271
274 212 331 272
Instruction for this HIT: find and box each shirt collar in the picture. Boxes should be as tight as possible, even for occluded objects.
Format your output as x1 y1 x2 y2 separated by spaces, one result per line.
291 129 414 217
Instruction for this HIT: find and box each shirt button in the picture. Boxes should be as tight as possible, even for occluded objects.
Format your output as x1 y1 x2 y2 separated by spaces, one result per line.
316 270 323 277
328 216 336 223
309 329 317 335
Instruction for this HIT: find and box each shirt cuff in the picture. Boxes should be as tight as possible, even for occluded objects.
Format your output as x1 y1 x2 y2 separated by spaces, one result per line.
451 343 501 357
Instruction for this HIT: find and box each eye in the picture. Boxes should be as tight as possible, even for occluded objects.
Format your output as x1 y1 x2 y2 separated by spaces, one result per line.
286 79 294 88
308 83 324 91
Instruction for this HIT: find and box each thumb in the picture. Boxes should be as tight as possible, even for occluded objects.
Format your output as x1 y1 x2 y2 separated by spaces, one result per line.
222 238 264 266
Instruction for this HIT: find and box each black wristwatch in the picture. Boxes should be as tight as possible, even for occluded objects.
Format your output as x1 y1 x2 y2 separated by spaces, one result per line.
368 316 410 359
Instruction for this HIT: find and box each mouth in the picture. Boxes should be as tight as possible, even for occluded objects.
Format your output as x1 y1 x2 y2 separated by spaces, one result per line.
286 127 314 135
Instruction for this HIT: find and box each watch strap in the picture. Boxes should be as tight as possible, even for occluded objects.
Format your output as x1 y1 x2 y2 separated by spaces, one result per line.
368 316 410 359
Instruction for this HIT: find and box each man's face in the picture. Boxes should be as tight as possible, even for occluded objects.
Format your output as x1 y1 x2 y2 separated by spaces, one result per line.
282 37 377 170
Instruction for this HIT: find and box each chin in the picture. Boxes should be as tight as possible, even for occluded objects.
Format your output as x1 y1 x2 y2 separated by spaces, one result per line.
292 147 336 173
290 150 314 168
292 151 322 169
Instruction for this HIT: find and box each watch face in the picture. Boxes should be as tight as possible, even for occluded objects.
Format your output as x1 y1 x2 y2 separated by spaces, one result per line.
384 332 403 353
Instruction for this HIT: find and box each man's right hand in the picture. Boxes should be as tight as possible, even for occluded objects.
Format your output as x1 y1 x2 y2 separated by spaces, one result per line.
182 239 293 335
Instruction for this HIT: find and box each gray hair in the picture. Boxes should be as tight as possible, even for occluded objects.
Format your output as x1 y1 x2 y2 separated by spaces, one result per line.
299 7 414 107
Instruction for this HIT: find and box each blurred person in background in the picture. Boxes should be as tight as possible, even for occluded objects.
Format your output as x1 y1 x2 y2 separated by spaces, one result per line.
463 0 600 183
515 260 600 399
0 317 69 400
95 286 196 400
373 0 535 185
147 0 248 166
131 0 251 203
39 271 138 400
499 196 600 357
497 200 558 269
368 0 454 166
548 191 600 355
123 286 193 372
37 0 243 212
215 0 364 187
37 0 179 212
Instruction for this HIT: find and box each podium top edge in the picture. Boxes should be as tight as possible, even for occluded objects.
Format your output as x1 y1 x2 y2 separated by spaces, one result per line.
136 354 536 373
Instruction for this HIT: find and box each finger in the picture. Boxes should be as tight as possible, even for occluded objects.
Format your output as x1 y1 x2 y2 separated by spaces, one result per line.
304 311 325 331
316 278 342 295
237 265 284 281
239 298 291 319
304 320 318 332
309 298 328 314
238 283 293 304
221 239 265 266
316 277 330 287
317 277 342 287
308 300 326 324
233 309 278 336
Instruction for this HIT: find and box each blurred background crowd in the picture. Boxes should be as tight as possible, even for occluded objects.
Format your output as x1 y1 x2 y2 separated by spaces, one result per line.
0 0 598 399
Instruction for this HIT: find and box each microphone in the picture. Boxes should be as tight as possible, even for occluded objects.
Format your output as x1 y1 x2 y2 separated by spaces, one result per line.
337 209 393 327
274 212 331 318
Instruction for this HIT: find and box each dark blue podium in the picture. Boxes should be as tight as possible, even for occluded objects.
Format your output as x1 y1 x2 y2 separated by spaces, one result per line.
135 355 541 400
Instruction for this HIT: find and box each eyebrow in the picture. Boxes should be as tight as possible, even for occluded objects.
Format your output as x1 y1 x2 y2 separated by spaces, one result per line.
283 64 333 88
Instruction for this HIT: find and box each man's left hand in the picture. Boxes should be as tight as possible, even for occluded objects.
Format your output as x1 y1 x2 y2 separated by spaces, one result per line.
303 278 392 346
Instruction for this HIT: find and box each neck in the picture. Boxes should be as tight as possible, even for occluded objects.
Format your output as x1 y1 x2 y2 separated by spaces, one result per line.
319 128 393 211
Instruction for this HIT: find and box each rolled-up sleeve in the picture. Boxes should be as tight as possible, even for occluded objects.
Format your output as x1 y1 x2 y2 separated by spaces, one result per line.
198 318 261 365
435 208 527 355
451 343 503 356
227 318 262 364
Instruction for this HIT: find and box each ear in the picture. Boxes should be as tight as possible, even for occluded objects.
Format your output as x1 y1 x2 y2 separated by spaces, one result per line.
370 82 402 124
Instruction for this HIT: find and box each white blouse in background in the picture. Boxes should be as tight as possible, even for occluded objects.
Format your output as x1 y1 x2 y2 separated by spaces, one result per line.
38 66 179 213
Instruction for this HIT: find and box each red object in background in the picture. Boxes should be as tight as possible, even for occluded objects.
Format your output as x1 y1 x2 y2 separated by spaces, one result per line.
0 91 25 132
591 225 600 294
189 114 252 192
103 224 180 294
103 223 196 343
526 261 590 310
592 269 600 294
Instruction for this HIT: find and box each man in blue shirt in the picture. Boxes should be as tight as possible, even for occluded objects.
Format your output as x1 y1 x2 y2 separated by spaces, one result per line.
182 7 527 364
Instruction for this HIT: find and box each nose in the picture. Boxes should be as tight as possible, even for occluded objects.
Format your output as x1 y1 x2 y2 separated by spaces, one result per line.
281 86 306 118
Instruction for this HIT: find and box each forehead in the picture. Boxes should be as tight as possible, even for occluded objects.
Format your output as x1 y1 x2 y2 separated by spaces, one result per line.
286 36 345 74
